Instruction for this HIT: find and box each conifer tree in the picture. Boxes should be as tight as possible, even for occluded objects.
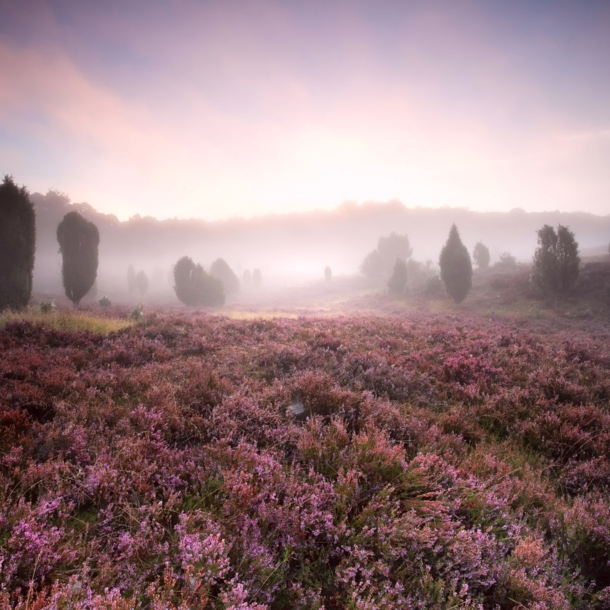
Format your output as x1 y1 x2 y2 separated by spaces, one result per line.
174 256 225 306
324 266 332 281
57 211 99 307
532 224 580 297
473 242 490 270
387 258 408 295
0 176 35 310
439 224 472 303
210 258 240 295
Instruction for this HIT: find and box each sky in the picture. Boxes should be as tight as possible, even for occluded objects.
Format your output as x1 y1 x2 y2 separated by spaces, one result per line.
0 0 609 221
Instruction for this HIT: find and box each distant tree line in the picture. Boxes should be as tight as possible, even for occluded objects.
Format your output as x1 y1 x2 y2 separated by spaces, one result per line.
360 221 582 305
0 174 588 312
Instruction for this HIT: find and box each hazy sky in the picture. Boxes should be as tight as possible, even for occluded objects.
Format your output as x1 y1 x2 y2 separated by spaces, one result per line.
1 0 609 220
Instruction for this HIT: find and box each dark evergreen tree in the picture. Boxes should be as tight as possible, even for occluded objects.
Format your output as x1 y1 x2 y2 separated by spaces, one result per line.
210 258 240 295
324 266 332 281
136 270 149 296
532 224 580 297
173 256 225 306
57 211 99 307
252 268 262 289
387 258 408 295
439 224 472 303
472 242 490 270
0 176 35 310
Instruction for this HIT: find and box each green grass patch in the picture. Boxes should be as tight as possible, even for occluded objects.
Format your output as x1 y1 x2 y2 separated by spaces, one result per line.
0 307 132 334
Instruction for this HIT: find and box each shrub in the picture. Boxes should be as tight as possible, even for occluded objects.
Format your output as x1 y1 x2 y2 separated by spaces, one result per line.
497 251 517 269
439 224 472 303
0 176 35 310
473 242 490 270
129 303 144 320
387 258 408 295
210 258 240 295
174 256 225 306
532 224 580 297
98 295 112 307
56 211 99 307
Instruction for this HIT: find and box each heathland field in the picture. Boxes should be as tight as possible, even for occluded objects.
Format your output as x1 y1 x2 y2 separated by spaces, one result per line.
1 301 610 608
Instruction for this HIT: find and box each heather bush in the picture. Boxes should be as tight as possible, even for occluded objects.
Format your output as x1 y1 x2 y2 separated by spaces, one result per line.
1 311 609 607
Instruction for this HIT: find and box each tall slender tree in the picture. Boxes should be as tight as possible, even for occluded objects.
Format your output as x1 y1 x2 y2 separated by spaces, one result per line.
57 211 99 307
439 224 472 303
0 176 36 310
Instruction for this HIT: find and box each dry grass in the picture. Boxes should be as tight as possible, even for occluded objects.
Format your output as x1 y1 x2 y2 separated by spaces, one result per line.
0 307 132 334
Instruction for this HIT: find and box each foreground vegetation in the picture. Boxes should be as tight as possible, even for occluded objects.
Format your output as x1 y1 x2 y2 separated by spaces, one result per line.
0 307 131 334
1 309 610 608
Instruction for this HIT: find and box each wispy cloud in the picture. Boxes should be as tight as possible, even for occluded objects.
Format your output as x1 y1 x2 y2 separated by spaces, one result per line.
1 0 610 218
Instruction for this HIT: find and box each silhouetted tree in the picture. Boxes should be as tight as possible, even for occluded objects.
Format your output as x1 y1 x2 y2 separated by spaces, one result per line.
136 270 149 296
532 224 580 297
173 256 225 306
127 264 136 293
57 211 99 307
210 258 240 295
473 242 490 270
497 252 517 268
0 176 35 310
439 224 472 304
324 266 332 281
378 232 412 274
252 268 262 289
387 258 408 295
242 269 252 287
360 250 384 280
